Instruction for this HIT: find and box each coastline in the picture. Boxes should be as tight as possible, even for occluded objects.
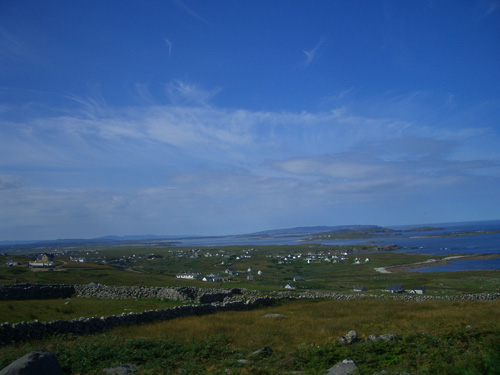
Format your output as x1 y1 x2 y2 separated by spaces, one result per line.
374 254 500 273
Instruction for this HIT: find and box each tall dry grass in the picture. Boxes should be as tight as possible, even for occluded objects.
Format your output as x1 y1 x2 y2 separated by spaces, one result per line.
111 298 500 352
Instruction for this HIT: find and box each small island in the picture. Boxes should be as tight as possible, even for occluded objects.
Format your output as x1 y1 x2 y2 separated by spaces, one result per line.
410 230 500 239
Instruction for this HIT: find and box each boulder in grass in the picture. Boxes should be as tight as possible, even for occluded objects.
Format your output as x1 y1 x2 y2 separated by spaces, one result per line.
367 333 398 342
378 334 398 342
336 330 358 345
0 351 62 375
262 313 287 318
251 346 273 357
345 330 358 344
324 359 360 375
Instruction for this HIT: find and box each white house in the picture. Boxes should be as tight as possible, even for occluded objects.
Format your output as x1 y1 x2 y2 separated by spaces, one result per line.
202 274 222 282
28 254 54 268
353 286 367 292
385 285 405 293
176 272 199 279
409 286 426 294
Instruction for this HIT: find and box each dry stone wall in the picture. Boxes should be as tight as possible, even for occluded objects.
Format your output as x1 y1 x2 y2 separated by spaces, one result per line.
0 284 74 300
2 283 500 347
276 290 500 302
0 283 244 303
0 296 277 346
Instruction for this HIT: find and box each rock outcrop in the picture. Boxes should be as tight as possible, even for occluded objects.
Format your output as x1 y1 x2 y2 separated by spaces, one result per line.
324 359 359 375
0 351 62 375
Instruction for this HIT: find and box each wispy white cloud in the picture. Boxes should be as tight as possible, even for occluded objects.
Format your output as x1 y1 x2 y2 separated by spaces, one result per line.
164 38 173 57
271 157 384 179
170 0 210 25
1 86 499 239
302 37 326 66
0 26 35 63
166 80 221 106
3 85 499 176
0 174 26 190
483 0 499 16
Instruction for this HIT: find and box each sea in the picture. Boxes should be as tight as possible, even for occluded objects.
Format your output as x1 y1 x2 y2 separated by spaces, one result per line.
170 220 500 272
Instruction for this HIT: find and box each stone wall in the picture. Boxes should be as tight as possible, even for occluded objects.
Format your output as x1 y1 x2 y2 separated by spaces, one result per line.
0 284 75 300
0 296 277 346
0 283 242 303
276 290 500 302
2 283 499 304
2 283 500 347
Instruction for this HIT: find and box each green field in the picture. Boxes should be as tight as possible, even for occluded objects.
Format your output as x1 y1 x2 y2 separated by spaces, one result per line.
1 244 500 374
2 245 500 294
0 298 182 324
1 298 500 374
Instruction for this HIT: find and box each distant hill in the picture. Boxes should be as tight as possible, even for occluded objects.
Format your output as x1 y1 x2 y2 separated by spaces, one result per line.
0 235 187 249
245 225 392 237
1 221 492 249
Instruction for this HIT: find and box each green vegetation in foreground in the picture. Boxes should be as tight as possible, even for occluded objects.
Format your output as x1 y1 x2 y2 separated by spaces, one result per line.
1 298 500 374
410 230 500 238
0 298 182 324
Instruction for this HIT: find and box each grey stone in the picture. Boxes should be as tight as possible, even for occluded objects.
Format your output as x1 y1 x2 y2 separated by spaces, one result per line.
324 359 360 375
0 351 62 375
336 336 347 345
378 334 398 342
263 313 286 318
251 346 273 356
237 359 252 364
336 330 358 345
345 330 358 344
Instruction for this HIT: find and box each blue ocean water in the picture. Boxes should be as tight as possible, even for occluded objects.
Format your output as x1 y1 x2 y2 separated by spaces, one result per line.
172 220 500 271
411 258 500 273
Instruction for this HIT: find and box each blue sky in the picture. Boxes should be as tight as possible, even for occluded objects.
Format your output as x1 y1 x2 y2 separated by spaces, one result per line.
1 1 499 240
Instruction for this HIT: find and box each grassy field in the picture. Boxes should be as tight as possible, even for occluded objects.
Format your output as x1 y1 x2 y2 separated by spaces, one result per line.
1 298 500 374
2 245 500 294
2 244 500 373
0 298 182 324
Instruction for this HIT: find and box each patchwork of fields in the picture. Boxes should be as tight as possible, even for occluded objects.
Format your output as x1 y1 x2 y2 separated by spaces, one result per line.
1 243 500 374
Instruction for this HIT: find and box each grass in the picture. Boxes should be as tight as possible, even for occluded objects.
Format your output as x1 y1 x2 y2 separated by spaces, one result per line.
2 248 500 294
0 297 182 324
1 298 500 374
2 244 500 372
110 298 500 347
